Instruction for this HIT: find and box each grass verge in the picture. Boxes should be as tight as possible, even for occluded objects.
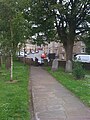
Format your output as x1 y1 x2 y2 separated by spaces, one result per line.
0 61 30 120
46 67 90 107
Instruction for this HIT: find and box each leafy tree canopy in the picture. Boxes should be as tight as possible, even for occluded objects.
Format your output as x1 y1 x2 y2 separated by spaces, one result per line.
26 0 90 72
0 0 30 55
28 0 90 45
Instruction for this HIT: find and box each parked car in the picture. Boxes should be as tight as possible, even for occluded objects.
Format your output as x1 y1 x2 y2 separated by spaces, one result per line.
31 50 35 54
75 55 90 63
41 53 46 58
35 50 39 53
38 58 44 65
17 51 27 57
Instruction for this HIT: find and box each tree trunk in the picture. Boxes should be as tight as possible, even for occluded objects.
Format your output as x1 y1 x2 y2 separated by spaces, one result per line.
65 40 74 72
23 43 26 64
10 53 13 81
19 46 20 56
10 19 13 81
56 17 76 72
0 56 1 68
6 56 11 70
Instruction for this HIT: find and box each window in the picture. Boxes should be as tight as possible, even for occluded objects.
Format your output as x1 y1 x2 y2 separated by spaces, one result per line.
81 48 85 53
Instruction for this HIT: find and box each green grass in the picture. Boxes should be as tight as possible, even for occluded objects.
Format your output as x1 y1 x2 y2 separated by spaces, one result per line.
46 67 90 107
0 61 30 120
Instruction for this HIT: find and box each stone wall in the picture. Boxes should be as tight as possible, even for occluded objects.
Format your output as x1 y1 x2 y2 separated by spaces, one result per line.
18 57 90 70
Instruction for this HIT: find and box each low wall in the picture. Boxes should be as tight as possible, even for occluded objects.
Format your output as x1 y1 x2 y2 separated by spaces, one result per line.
18 57 90 70
82 63 90 70
18 57 33 65
58 61 66 68
58 61 90 70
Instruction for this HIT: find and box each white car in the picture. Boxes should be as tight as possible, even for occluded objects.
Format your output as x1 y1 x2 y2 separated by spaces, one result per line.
75 55 90 63
31 51 35 54
17 51 27 57
38 58 44 64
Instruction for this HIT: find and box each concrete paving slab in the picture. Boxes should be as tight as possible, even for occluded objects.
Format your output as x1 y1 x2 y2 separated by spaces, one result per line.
30 66 90 120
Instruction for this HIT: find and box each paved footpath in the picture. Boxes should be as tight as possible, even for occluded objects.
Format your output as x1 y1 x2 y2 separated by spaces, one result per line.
30 66 90 120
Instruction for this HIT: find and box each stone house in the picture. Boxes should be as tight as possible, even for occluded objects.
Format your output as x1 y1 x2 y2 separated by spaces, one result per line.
43 41 86 61
24 40 86 61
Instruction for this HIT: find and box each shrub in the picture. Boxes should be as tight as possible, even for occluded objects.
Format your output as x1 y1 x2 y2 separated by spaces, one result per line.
73 62 85 79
